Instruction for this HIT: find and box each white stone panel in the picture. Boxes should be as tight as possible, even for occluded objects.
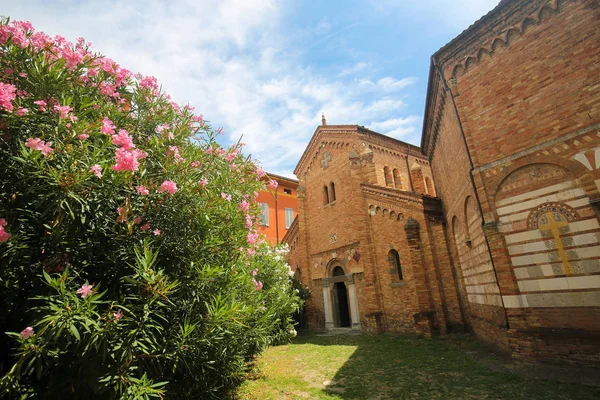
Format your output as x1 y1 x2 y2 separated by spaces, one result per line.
502 295 529 308
504 230 543 245
496 181 575 207
567 275 600 290
468 294 503 307
496 188 586 216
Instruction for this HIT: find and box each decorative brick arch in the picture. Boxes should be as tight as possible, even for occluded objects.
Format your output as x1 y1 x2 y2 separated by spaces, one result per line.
489 156 597 216
325 258 347 277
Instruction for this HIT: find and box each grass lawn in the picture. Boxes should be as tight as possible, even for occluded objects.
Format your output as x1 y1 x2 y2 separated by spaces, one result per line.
236 332 600 400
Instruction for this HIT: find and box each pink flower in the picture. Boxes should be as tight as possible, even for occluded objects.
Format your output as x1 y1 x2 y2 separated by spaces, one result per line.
190 161 201 168
239 200 250 212
221 193 232 201
33 100 47 112
155 123 170 135
167 146 185 163
0 230 12 242
153 229 161 236
111 129 135 149
247 248 256 255
20 327 34 339
139 75 159 95
255 167 266 179
89 164 102 178
78 133 89 141
199 178 208 187
77 283 93 298
245 214 253 229
25 138 53 156
18 72 27 78
251 269 258 276
53 104 72 119
158 180 177 195
14 107 28 116
101 117 115 135
0 219 11 242
0 83 17 112
113 310 122 322
111 148 142 172
247 231 259 245
136 185 149 195
268 179 278 189
133 217 142 225
252 278 263 291
140 223 151 231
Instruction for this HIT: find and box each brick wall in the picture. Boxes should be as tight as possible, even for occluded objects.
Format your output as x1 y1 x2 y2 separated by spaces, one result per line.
424 0 600 364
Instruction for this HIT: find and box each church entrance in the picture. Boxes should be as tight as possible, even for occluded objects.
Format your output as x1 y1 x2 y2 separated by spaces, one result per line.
322 265 360 330
333 281 351 327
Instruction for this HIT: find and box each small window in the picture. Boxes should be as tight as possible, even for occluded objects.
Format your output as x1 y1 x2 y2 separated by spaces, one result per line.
323 185 330 205
393 169 402 189
389 249 403 280
285 208 294 229
330 182 336 202
384 166 393 187
284 188 292 195
259 203 269 226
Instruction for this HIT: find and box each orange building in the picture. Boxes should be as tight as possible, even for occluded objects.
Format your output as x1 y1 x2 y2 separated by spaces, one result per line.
256 173 299 245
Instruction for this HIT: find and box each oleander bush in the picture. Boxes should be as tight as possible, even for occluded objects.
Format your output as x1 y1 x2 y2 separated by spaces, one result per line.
0 18 300 399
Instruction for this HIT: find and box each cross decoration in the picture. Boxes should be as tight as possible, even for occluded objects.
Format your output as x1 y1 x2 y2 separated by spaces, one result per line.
538 211 573 275
321 152 332 169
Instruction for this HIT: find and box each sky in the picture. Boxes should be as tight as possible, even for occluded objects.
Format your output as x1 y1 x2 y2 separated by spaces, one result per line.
2 0 499 177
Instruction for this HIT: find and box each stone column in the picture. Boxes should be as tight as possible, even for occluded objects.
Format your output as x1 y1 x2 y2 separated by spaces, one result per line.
322 278 334 330
346 274 361 330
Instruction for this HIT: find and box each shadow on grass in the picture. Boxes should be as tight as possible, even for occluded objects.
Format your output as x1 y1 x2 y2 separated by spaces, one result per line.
293 332 600 400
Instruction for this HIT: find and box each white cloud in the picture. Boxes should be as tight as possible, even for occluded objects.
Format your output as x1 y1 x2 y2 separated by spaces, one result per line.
339 62 371 77
358 77 418 92
366 116 421 139
2 0 422 176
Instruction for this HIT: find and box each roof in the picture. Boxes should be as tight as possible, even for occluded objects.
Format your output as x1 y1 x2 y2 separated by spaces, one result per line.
294 124 425 176
265 172 299 186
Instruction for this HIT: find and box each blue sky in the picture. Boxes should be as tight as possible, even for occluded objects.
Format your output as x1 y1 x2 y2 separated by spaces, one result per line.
2 0 498 177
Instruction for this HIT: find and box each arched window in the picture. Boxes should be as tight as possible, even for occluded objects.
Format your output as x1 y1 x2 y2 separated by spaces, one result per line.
388 249 403 280
330 182 336 202
393 169 402 189
323 185 330 205
384 166 393 187
332 266 345 276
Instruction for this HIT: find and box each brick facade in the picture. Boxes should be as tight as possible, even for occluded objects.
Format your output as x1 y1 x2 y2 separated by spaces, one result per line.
285 124 463 336
286 0 600 366
421 0 600 364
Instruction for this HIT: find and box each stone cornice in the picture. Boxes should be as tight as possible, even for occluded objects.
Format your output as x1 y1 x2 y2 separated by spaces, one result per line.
361 183 425 208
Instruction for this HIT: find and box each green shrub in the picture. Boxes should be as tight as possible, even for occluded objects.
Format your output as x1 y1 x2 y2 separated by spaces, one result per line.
0 18 300 399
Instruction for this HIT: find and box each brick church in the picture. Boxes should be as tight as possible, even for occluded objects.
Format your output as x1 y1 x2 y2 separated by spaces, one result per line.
284 0 600 365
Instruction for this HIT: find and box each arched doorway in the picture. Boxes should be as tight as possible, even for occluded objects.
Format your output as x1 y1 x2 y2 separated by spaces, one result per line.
332 267 351 327
322 263 361 330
